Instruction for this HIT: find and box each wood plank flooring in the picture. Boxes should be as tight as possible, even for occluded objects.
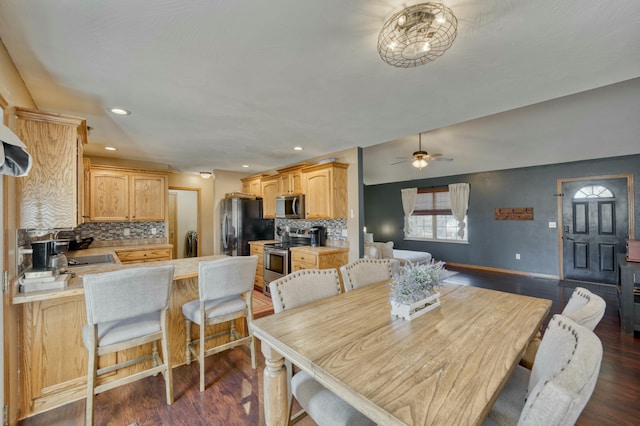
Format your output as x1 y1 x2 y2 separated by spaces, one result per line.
18 267 640 426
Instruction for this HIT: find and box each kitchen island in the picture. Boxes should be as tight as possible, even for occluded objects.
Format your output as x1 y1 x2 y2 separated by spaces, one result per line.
12 248 238 419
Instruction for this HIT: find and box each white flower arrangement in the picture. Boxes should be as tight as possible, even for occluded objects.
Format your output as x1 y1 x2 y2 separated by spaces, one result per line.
389 260 446 305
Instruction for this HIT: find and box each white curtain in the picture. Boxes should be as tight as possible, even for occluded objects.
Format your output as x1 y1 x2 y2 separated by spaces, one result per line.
401 188 418 236
448 183 469 238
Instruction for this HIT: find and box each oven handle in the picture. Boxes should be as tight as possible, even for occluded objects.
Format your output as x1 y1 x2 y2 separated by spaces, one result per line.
264 247 289 256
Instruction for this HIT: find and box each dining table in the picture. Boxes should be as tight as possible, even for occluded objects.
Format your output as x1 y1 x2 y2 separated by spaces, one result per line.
251 281 552 425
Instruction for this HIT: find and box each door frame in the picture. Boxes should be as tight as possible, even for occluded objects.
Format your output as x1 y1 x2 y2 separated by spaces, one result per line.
557 173 635 280
168 186 201 258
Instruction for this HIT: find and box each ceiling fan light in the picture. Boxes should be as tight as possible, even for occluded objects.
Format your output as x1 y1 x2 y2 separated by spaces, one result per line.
412 158 428 169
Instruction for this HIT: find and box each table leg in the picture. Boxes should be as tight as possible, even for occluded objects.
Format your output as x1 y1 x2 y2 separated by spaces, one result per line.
262 342 289 426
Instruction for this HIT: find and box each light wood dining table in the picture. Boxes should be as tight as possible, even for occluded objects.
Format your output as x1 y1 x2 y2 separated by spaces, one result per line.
251 281 552 425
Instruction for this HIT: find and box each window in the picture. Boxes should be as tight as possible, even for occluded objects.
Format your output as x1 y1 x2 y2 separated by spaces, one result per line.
406 187 468 242
573 185 613 199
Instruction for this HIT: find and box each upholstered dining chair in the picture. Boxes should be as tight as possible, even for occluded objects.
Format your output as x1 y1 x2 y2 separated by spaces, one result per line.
340 258 397 292
485 314 603 426
82 264 175 426
182 255 258 391
520 286 606 369
269 269 375 426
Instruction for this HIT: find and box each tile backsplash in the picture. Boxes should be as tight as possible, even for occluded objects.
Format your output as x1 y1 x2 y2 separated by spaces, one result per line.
275 218 347 240
16 222 167 274
75 221 166 240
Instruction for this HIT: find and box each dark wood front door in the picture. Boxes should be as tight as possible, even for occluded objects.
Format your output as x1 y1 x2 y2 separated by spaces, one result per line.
562 178 629 284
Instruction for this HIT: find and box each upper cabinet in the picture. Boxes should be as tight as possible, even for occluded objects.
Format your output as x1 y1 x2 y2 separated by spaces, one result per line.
15 108 87 229
302 162 348 219
260 176 280 218
277 164 308 195
241 174 263 197
88 166 167 222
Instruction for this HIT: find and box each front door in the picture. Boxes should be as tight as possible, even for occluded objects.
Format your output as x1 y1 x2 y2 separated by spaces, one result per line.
562 177 629 284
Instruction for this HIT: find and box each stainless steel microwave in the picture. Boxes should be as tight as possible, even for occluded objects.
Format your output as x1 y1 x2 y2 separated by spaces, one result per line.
275 194 305 219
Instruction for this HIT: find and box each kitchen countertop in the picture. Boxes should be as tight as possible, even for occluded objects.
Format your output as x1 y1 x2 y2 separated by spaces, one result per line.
248 240 278 246
289 245 349 254
249 240 349 254
13 243 226 305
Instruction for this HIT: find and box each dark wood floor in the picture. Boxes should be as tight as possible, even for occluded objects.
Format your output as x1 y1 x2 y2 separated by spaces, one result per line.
19 267 640 426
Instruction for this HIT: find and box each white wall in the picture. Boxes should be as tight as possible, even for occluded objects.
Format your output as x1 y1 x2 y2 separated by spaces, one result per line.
170 190 198 258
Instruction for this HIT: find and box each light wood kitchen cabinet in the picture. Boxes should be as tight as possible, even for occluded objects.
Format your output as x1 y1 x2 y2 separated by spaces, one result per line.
15 108 88 228
302 162 348 219
290 246 349 289
261 175 280 218
115 246 172 264
241 174 263 197
88 166 168 222
249 242 266 290
277 164 308 195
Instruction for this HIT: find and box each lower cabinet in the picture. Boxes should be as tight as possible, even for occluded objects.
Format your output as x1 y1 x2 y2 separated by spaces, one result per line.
249 242 265 290
618 254 640 334
290 246 349 290
115 247 172 264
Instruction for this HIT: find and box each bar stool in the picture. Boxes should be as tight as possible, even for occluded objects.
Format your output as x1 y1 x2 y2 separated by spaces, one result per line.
182 256 258 391
82 264 175 426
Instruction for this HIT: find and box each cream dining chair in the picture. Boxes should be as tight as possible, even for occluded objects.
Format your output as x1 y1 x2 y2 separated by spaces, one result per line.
82 264 175 426
340 258 397 292
182 255 258 391
520 286 606 369
269 269 375 426
485 314 603 426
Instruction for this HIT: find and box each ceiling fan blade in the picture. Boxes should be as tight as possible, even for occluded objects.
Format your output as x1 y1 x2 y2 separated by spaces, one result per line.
434 157 454 162
390 159 409 165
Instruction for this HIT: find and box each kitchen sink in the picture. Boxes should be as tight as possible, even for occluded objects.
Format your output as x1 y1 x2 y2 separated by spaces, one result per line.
67 254 116 266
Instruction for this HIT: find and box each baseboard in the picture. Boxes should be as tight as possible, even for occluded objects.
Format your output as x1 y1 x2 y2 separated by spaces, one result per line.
444 262 560 280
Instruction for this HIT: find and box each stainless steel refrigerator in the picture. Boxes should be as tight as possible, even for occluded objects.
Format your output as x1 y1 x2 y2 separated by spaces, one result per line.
221 197 275 256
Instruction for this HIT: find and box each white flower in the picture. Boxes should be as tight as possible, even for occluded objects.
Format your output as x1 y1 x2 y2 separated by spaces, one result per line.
389 260 445 304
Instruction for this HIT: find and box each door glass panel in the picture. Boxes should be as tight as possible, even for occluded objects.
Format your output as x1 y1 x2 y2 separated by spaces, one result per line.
598 201 615 235
573 202 588 234
574 185 614 199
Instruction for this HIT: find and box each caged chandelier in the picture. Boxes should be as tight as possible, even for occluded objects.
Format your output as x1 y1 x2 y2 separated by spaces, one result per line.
378 2 458 68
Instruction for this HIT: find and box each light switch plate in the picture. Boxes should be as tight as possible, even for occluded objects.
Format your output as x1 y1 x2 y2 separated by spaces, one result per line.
548 222 557 228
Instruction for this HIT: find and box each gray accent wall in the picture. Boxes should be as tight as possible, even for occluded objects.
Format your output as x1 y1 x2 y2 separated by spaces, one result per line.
364 154 640 276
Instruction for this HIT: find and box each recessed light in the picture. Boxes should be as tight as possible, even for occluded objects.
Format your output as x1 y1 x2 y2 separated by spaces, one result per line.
293 146 303 151
109 108 131 115
242 164 250 168
105 146 117 151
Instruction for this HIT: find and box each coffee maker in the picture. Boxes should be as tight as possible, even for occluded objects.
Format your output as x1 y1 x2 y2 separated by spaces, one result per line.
309 226 327 247
30 239 69 272
31 240 53 270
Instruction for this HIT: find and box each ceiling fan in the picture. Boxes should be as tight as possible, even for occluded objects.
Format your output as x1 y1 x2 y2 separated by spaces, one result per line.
391 133 453 169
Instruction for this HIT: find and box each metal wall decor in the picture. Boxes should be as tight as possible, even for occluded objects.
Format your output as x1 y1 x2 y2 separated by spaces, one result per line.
378 2 458 68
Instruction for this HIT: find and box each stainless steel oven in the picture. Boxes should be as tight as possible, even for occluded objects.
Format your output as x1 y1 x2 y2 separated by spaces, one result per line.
263 245 290 296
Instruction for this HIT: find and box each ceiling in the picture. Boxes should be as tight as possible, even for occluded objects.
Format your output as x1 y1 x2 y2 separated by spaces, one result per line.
0 0 639 184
